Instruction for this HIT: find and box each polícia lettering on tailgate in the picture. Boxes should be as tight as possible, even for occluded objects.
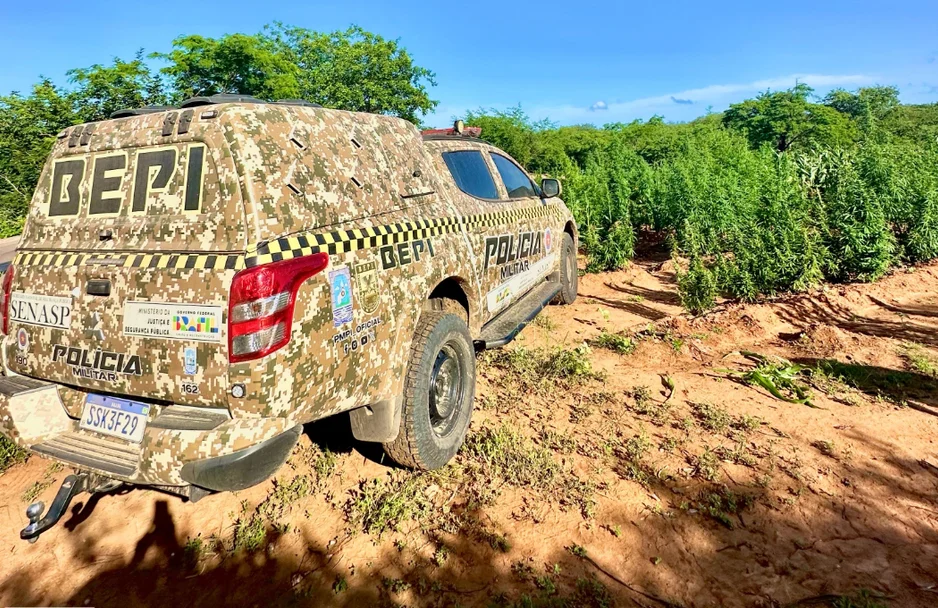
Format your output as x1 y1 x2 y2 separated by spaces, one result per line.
51 344 143 382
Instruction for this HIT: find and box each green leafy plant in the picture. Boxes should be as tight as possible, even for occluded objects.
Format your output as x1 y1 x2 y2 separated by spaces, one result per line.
0 436 28 475
588 330 636 354
722 351 816 406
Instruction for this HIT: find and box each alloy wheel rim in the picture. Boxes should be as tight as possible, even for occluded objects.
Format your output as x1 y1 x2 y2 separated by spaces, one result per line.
429 343 463 437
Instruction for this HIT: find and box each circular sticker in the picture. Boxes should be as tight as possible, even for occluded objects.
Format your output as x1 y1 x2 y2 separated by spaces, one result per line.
16 328 28 352
544 228 553 253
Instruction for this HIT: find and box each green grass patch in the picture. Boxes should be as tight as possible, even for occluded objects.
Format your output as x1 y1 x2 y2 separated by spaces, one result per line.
232 513 266 552
690 402 731 434
463 423 596 518
484 345 602 393
344 473 433 537
463 424 560 491
0 436 27 475
588 330 636 355
900 343 938 378
692 487 753 529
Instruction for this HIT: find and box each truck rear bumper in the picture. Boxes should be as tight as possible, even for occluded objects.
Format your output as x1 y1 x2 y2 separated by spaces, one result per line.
0 376 300 490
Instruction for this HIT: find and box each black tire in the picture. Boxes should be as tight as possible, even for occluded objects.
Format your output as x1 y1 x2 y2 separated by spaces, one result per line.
553 232 578 305
383 312 476 470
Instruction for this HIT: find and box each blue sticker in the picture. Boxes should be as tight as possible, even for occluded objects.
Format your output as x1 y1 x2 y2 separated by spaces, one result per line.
329 266 354 326
183 347 197 375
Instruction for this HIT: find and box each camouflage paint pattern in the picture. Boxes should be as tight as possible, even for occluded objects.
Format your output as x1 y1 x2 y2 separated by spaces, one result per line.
0 102 575 489
0 385 72 445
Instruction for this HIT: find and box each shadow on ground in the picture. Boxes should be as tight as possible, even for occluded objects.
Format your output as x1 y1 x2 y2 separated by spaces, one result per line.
795 357 938 413
776 295 938 348
1 417 936 607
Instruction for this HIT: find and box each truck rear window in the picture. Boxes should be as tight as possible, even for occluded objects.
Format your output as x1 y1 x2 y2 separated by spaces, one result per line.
442 151 498 200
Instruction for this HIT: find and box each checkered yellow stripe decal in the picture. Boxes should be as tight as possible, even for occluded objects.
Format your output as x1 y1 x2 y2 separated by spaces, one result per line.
13 250 244 271
244 204 561 267
14 204 563 270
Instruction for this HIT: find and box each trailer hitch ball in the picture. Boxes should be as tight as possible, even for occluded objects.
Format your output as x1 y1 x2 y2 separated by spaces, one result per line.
20 474 88 542
25 502 45 544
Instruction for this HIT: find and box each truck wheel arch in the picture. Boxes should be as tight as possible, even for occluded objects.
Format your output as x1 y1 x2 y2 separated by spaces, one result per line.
350 276 473 445
564 220 578 248
425 276 472 328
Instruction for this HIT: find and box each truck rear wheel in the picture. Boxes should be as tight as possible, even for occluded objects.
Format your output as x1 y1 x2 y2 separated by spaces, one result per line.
383 312 475 470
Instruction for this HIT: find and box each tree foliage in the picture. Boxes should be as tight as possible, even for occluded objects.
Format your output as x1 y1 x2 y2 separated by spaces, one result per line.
462 85 938 310
723 83 856 152
155 33 297 102
269 25 437 123
3 31 938 317
68 51 168 122
823 86 900 120
155 25 437 122
0 80 76 235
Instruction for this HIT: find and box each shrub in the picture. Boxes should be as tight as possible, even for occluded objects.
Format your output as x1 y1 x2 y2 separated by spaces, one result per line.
677 255 717 314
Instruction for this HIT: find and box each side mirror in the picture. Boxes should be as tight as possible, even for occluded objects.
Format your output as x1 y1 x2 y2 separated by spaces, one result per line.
541 178 562 198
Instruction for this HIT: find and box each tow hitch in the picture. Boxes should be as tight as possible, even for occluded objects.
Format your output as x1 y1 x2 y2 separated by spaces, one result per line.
20 473 122 542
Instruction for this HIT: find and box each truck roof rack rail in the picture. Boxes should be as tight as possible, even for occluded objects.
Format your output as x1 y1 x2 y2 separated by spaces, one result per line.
272 99 323 108
179 94 266 108
110 105 176 119
421 120 482 139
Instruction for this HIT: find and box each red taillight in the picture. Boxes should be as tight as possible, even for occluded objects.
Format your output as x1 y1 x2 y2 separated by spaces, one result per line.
0 265 14 335
228 253 329 363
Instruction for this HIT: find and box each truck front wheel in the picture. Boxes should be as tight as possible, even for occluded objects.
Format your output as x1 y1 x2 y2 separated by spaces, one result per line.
553 232 578 305
383 312 475 470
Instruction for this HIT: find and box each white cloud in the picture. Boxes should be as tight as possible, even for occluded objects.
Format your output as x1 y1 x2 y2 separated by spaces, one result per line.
428 73 879 127
538 73 877 124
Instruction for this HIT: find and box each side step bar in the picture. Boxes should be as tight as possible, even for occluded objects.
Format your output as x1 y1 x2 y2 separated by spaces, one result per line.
476 281 561 350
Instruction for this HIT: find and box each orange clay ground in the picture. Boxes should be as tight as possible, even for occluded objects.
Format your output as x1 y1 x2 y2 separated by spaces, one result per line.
2 257 937 608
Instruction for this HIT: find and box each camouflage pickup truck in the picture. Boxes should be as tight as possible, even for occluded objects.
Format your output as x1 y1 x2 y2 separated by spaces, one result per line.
0 95 578 540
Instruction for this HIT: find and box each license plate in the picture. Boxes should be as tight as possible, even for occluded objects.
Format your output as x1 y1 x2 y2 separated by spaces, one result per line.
79 394 150 443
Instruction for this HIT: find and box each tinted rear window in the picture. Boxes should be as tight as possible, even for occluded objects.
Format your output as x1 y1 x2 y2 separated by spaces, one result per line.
442 151 498 199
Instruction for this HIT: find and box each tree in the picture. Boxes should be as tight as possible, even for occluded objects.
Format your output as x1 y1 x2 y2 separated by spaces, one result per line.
723 83 856 152
154 33 299 101
824 86 900 120
155 25 438 123
0 80 76 235
269 25 437 123
67 51 167 122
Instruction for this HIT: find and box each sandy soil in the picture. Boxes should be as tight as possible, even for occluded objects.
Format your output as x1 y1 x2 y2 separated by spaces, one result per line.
1 258 938 608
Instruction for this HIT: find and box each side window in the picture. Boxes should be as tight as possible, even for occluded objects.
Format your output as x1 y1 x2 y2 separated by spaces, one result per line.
442 151 499 199
491 153 537 199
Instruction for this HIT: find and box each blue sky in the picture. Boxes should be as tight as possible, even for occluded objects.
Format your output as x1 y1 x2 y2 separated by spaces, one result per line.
1 0 936 127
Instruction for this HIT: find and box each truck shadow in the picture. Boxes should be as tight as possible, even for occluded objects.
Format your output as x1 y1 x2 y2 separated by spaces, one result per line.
303 412 390 466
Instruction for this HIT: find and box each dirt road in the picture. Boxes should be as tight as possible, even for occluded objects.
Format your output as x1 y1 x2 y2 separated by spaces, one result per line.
1 259 937 607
